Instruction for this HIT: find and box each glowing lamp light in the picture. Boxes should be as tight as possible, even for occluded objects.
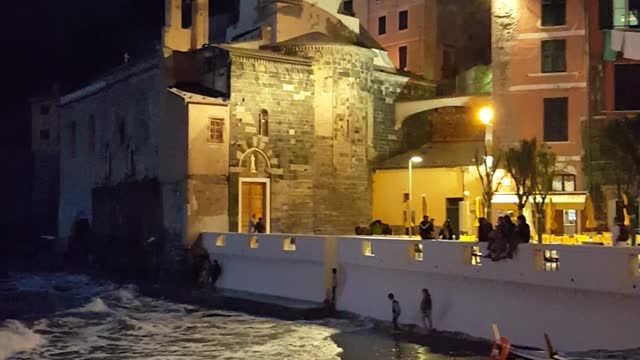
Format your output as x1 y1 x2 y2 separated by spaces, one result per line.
410 156 423 163
485 155 494 169
478 106 494 126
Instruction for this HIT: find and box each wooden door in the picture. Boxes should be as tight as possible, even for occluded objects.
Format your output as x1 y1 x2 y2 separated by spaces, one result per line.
241 182 266 232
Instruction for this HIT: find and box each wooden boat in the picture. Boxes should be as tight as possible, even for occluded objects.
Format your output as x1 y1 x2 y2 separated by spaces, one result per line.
490 324 593 360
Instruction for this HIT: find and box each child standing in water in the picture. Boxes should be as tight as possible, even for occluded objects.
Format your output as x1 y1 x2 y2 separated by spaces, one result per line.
387 293 401 331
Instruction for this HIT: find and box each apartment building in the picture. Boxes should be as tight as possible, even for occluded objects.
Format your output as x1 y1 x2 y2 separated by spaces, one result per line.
352 0 491 85
492 0 586 193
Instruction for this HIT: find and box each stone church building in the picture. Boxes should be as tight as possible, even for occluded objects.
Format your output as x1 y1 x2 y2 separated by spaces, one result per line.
58 0 432 247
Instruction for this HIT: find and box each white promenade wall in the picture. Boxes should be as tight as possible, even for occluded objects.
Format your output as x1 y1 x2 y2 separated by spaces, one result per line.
202 232 640 351
202 233 336 303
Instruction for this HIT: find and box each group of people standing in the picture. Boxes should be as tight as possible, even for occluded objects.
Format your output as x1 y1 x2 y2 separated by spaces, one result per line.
418 216 454 240
387 288 433 332
247 214 266 233
478 214 530 261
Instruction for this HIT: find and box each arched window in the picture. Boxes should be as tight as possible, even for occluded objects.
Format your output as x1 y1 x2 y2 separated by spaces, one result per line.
259 109 269 137
181 0 193 29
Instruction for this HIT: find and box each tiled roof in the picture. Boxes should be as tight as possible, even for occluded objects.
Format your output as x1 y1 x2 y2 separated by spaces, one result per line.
376 142 485 170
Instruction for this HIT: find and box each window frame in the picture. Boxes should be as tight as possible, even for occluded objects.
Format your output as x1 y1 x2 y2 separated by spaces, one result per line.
398 10 408 31
552 174 577 192
541 0 567 27
208 117 224 143
398 45 408 70
543 97 569 143
378 15 387 35
541 39 566 73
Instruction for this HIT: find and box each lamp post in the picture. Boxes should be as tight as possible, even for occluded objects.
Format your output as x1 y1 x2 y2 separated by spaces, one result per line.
408 156 423 237
478 105 495 151
477 105 495 222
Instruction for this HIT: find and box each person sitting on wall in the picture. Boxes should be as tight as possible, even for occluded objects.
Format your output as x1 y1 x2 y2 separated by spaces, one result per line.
370 220 384 235
255 217 266 233
613 216 630 246
419 216 431 240
508 215 531 258
477 217 493 243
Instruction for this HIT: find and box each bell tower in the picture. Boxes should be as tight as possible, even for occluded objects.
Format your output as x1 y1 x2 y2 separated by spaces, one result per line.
163 0 209 52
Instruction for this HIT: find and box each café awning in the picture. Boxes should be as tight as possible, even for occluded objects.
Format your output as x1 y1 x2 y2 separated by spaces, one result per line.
491 192 589 210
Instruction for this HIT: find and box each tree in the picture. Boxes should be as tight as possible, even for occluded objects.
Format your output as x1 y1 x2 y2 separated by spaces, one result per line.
531 147 557 244
474 145 506 222
600 117 640 233
505 139 537 216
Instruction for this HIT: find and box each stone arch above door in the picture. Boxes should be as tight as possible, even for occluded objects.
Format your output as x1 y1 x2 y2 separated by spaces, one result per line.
230 136 283 177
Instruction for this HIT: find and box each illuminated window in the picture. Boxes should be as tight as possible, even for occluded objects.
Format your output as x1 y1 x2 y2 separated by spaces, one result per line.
410 243 424 261
471 246 483 266
399 10 408 30
208 117 224 143
249 236 259 249
284 237 296 252
541 39 566 73
541 0 566 26
544 250 560 272
258 110 269 137
362 240 374 256
552 174 576 191
378 16 387 35
215 235 225 247
614 0 639 27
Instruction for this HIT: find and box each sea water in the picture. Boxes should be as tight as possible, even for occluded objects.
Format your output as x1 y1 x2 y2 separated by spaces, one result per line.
0 273 631 359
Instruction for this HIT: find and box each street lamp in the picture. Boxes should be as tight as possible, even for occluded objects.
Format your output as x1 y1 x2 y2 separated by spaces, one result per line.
408 156 423 237
477 105 494 150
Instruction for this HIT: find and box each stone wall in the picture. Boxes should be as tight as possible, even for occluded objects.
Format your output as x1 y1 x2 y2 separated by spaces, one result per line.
491 0 519 146
58 60 167 240
228 52 315 234
227 43 407 235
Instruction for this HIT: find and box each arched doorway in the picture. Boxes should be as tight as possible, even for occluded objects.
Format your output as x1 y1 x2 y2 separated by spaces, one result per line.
237 148 271 233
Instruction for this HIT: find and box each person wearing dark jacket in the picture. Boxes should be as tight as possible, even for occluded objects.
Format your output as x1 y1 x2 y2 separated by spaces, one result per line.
419 216 431 240
477 217 493 243
516 215 531 244
420 288 433 330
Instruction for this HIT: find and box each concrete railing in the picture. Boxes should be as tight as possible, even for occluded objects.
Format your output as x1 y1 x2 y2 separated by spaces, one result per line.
202 233 336 303
202 232 640 351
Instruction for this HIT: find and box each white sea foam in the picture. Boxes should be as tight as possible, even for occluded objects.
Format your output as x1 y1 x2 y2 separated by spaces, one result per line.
76 297 110 313
3 276 344 360
0 320 43 360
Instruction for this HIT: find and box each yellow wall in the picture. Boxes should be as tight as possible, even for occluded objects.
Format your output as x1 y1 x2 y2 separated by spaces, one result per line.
372 167 483 227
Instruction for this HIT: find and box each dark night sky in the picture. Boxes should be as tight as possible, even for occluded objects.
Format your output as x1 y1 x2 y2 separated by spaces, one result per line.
0 0 168 223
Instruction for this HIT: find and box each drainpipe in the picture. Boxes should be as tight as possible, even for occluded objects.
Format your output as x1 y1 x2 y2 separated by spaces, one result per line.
584 0 593 197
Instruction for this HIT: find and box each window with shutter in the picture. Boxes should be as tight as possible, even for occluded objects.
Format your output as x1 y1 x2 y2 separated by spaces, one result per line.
541 39 566 73
543 97 569 142
378 16 387 35
399 10 408 30
541 0 566 27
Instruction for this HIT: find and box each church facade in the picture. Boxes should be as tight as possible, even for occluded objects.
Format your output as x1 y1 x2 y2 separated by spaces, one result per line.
58 0 432 248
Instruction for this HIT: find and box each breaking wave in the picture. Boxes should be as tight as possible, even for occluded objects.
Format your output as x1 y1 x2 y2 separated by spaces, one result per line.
0 273 342 360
